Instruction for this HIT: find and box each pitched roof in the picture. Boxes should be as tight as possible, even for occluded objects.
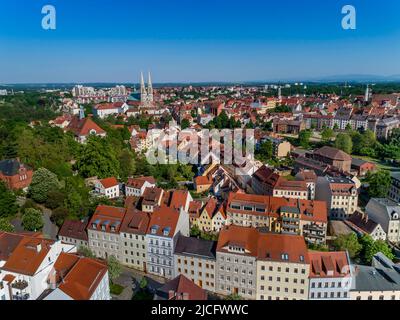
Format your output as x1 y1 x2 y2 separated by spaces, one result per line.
88 205 126 233
156 275 207 300
58 219 89 242
0 232 25 261
217 225 309 264
67 116 106 137
0 159 31 176
99 177 118 189
126 176 156 188
120 208 150 235
147 206 180 238
174 234 216 259
346 211 380 234
314 146 352 161
56 254 108 300
308 251 350 278
2 236 55 276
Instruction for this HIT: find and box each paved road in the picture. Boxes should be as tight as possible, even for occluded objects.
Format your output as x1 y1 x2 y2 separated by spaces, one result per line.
111 266 166 300
13 197 58 239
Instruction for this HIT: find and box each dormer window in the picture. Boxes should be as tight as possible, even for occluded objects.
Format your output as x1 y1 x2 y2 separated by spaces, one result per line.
281 253 289 261
151 225 159 235
163 227 171 236
299 255 304 262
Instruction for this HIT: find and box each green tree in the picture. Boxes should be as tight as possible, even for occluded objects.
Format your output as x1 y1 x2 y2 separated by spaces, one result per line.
366 170 391 198
335 133 353 154
321 128 334 142
225 294 243 300
298 130 312 148
140 277 148 290
28 168 61 203
108 255 122 283
118 149 136 182
50 207 69 227
0 181 18 218
0 218 15 232
359 234 395 264
190 225 201 237
75 136 120 178
258 140 274 160
78 246 95 258
22 208 44 231
333 233 362 259
45 190 66 210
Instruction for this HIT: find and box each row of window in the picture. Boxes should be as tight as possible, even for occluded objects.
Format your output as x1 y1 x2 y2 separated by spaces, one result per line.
311 281 349 289
177 259 214 269
259 286 305 294
178 269 214 279
311 291 348 299
260 265 307 274
122 233 145 241
260 276 305 285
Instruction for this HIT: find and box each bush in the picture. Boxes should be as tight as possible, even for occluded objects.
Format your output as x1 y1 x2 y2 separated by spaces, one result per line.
22 208 44 231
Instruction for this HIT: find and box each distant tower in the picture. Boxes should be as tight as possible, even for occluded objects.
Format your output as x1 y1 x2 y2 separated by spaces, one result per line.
139 71 154 104
140 72 147 96
278 86 282 100
147 71 154 101
365 85 370 102
79 106 85 120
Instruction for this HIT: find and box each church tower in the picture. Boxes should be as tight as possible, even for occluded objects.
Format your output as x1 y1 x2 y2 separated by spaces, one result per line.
139 71 154 104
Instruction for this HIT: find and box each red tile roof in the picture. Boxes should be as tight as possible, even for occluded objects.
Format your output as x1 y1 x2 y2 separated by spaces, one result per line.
2 236 55 276
99 177 118 189
56 253 108 300
88 206 126 234
58 219 88 242
147 206 180 238
308 251 350 278
157 274 207 300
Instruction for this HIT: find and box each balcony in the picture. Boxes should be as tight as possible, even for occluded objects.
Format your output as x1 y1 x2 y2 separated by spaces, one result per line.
12 293 30 300
11 280 28 290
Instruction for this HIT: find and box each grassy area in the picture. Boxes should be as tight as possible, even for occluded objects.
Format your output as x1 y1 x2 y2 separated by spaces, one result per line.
110 283 125 295
353 155 399 171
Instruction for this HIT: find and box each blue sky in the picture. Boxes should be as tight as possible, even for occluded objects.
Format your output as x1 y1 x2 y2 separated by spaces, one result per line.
0 0 399 83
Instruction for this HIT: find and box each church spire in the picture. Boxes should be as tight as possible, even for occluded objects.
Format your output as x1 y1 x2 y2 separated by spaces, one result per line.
140 71 147 95
148 71 153 95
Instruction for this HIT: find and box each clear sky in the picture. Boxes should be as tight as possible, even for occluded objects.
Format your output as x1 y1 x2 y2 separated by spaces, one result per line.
0 0 399 83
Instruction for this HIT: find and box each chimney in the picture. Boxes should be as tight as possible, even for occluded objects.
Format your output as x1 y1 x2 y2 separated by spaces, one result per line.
36 243 42 253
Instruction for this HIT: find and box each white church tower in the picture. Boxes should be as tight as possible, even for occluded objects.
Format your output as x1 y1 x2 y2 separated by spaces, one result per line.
140 71 154 104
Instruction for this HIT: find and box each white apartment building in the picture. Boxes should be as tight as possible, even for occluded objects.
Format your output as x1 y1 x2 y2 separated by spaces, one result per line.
0 236 76 300
95 177 119 199
146 207 189 279
125 176 156 197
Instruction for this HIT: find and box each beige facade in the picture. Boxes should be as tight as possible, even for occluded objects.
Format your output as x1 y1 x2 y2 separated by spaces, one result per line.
121 232 147 271
175 255 216 292
256 260 309 300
